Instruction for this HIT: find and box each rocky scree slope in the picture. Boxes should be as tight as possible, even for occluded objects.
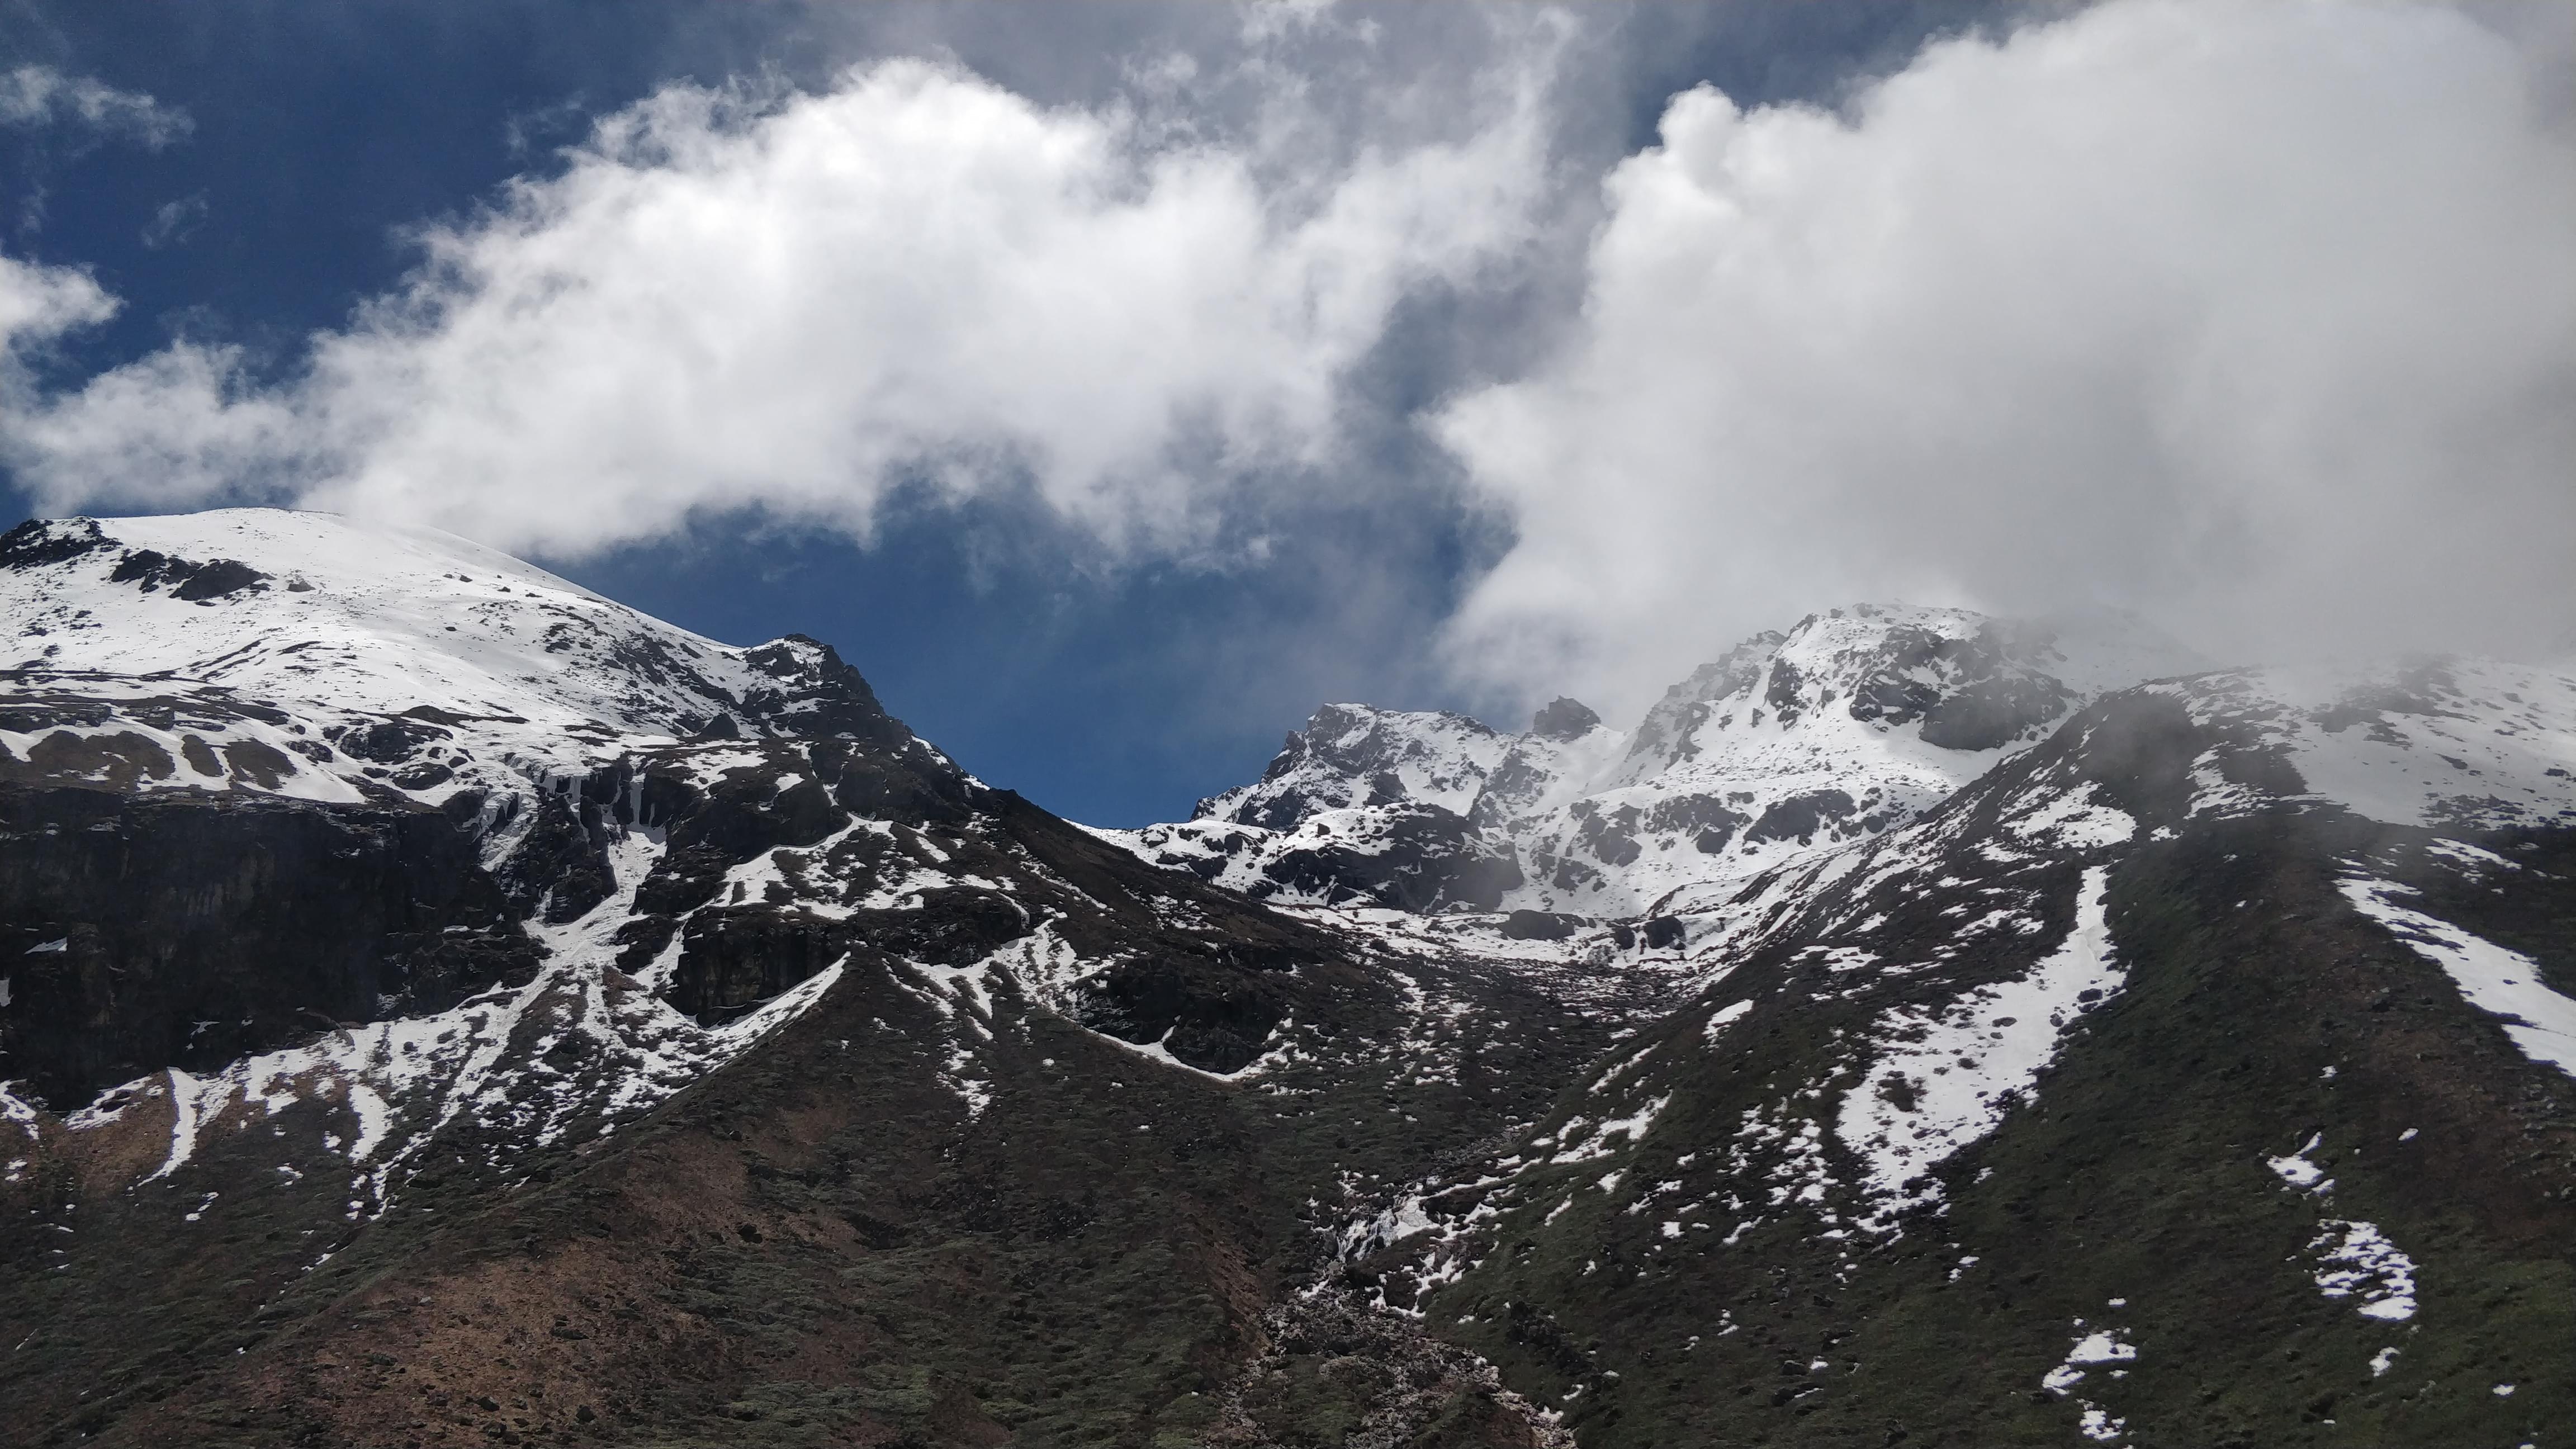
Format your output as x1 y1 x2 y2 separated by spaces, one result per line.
0 509 1637 1449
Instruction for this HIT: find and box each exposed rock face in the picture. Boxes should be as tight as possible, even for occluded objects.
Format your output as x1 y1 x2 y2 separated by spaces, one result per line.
1741 787 1858 846
735 633 918 749
0 783 534 1109
107 548 273 602
0 517 110 569
1500 908 1585 941
1528 696 1601 742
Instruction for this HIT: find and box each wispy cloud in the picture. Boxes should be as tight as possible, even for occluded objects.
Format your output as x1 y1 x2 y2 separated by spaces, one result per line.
139 192 207 249
0 252 117 394
0 65 191 149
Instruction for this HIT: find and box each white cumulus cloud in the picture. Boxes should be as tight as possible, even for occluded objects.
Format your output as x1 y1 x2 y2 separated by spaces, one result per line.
0 254 110 338
2 48 1557 558
1434 0 2576 717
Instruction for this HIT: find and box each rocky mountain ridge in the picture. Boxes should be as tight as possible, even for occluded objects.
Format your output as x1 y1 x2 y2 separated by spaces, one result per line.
1104 603 2209 925
0 509 1648 1448
1338 661 2576 1447
1 508 2569 1449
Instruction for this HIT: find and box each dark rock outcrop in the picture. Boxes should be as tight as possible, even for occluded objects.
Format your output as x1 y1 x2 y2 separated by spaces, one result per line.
0 518 110 570
0 784 535 1108
1744 788 1859 846
1501 909 1587 942
107 549 273 600
1242 803 1523 913
1530 697 1601 742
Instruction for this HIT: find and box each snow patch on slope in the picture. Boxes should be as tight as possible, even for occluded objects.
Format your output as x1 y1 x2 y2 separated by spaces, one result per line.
2178 660 2576 832
2339 874 2576 1079
2307 1220 2419 1323
2264 1131 2421 1323
1836 865 2123 1228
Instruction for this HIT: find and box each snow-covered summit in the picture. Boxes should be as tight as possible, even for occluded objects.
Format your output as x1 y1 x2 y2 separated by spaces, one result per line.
0 509 949 817
1104 696 1607 915
2 510 789 742
1610 605 2062 785
1194 702 1512 829
1109 601 2211 921
1505 604 2208 915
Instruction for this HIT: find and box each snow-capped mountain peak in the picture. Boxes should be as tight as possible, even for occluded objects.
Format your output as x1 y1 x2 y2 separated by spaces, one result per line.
1611 604 2124 788
1512 603 2209 915
1 509 773 745
0 505 1397 1220
1193 701 1510 830
1112 601 2213 921
1612 628 1788 787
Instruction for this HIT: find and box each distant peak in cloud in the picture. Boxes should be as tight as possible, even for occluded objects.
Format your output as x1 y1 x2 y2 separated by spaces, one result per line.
0 65 191 149
1433 0 2576 719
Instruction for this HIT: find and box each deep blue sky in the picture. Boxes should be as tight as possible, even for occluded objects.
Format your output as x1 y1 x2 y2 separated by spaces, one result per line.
0 1 2005 824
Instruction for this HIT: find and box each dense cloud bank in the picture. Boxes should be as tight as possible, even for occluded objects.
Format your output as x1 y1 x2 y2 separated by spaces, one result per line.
1436 0 2576 713
2 0 2569 716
